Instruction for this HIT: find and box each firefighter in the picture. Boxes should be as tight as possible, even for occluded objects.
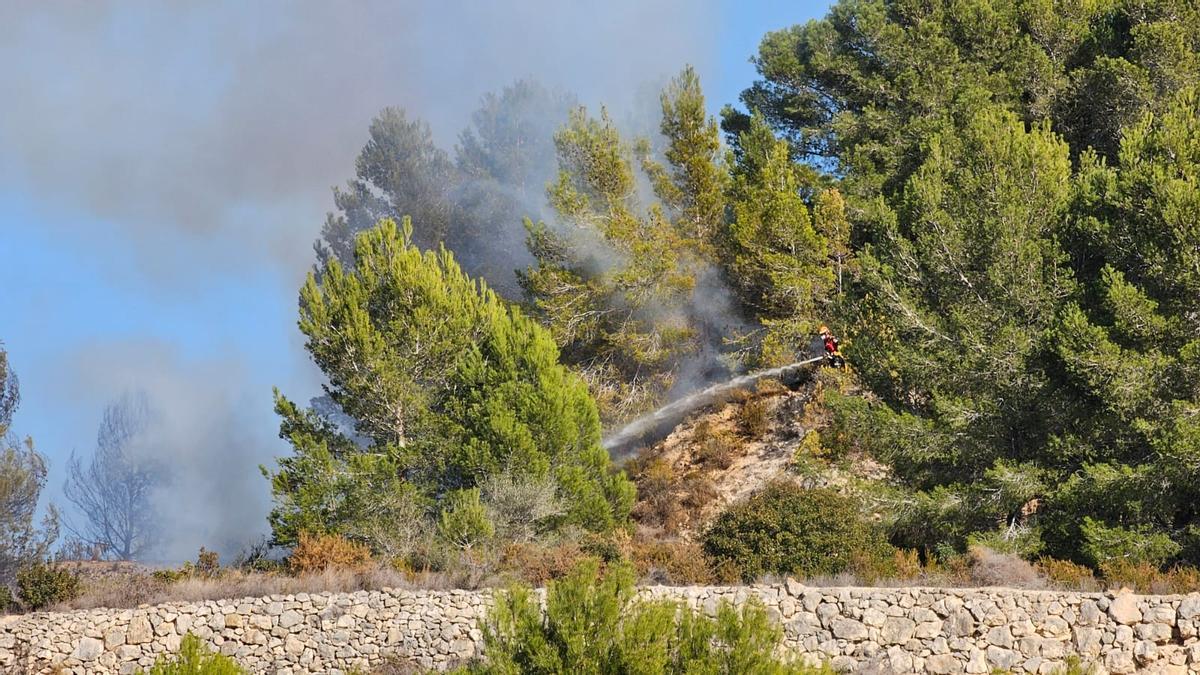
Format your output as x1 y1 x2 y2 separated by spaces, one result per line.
818 325 845 368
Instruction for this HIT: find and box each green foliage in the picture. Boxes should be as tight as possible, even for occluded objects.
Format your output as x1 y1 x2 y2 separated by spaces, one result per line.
725 114 840 363
1040 89 1200 563
319 108 457 265
438 489 495 550
290 0 1200 573
461 559 830 675
140 634 249 675
702 483 891 582
1079 518 1182 569
0 342 59 587
521 67 729 423
267 218 634 550
734 0 1200 188
15 561 80 610
743 1 1200 568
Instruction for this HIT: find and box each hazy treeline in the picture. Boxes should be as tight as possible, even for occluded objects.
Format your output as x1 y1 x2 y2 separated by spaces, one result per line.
292 0 1200 572
3 0 1199 582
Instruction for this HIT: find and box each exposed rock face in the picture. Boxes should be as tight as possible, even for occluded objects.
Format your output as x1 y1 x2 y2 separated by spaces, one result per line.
1 585 1199 673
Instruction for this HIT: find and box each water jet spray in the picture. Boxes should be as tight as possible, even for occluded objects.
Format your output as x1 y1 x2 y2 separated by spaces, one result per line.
602 356 825 459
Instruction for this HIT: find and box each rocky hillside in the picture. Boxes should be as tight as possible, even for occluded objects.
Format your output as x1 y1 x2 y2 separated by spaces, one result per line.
626 368 886 540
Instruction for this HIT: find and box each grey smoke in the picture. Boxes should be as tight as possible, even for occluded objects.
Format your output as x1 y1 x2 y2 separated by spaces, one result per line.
60 341 277 562
0 1 722 560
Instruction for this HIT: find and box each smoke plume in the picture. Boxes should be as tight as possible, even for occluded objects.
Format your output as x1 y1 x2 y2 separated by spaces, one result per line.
0 1 722 560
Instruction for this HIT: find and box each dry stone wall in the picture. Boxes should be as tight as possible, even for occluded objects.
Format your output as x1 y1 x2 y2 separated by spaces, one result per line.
2 583 1200 674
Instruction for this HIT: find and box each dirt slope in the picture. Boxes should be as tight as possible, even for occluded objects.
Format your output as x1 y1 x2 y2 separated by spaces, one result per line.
626 372 885 539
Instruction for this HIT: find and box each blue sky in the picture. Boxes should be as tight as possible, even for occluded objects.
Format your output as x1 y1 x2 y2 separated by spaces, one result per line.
0 0 831 560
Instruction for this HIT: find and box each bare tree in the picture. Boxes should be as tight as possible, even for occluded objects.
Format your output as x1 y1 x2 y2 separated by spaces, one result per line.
63 392 161 560
0 341 59 584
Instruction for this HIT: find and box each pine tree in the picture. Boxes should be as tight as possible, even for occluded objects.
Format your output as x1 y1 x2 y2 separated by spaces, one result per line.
267 219 633 546
642 65 729 249
832 107 1075 554
725 114 838 364
520 85 712 423
318 109 457 265
0 342 59 584
1043 90 1200 564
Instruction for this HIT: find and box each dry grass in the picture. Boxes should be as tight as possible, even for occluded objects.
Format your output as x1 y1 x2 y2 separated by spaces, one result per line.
1099 561 1200 594
1037 558 1101 591
630 539 715 586
964 546 1044 588
46 564 495 612
770 547 1051 590
41 546 1200 614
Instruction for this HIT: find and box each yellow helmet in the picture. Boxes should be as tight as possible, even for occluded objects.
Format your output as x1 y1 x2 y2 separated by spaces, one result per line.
818 325 830 334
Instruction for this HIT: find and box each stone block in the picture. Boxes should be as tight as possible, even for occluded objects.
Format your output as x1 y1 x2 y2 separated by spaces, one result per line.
832 618 868 641
71 636 103 662
1108 593 1142 625
926 653 963 674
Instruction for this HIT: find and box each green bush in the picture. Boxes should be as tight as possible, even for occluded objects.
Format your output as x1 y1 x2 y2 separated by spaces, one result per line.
1079 518 1182 568
139 634 248 674
460 559 830 674
16 562 81 610
702 483 891 582
439 489 495 550
152 547 227 584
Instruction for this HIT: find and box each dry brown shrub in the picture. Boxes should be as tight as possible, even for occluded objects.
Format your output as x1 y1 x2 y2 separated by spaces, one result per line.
661 508 688 535
694 434 735 470
738 398 770 437
1037 558 1099 591
1100 560 1158 593
755 378 787 395
691 419 715 445
631 539 715 585
498 542 588 586
846 547 913 586
289 532 373 574
921 553 971 587
1165 565 1200 593
893 549 923 579
711 558 742 585
50 564 419 611
1100 561 1200 594
631 459 677 528
679 471 717 510
727 387 752 403
966 546 1045 589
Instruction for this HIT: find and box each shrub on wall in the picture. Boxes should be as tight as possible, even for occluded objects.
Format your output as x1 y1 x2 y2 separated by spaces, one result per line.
16 562 80 610
702 483 891 582
140 634 248 674
462 559 831 674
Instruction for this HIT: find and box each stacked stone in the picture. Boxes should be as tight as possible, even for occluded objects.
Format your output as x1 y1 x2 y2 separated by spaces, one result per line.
0 588 487 674
1 584 1198 674
732 581 1200 674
